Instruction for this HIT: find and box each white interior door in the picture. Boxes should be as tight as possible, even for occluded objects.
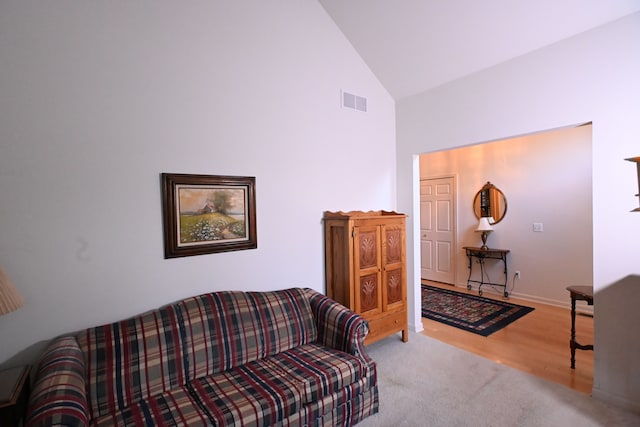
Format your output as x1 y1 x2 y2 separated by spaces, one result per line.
420 177 455 284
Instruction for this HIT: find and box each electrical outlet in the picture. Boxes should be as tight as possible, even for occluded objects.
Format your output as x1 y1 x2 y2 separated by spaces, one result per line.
515 271 521 279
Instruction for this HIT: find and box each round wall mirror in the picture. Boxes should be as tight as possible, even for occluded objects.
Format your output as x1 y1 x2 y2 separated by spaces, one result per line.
473 182 507 225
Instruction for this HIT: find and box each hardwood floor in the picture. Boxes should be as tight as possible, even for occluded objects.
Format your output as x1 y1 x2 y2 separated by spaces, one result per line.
420 281 594 394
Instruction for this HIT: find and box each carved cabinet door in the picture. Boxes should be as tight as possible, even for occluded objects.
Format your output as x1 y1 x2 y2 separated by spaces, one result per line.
353 224 383 316
381 223 405 312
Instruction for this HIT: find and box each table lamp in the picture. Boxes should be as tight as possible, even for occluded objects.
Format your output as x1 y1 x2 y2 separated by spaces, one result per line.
476 217 494 250
0 266 24 316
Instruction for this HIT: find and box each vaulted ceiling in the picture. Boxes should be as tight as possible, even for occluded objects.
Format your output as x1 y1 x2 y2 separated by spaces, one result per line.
319 0 640 100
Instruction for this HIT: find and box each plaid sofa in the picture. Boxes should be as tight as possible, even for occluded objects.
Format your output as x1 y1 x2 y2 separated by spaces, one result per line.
25 288 378 427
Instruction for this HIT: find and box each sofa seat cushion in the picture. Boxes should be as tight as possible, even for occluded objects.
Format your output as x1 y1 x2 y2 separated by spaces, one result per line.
258 343 368 403
190 360 306 426
272 378 378 427
91 385 210 427
186 345 366 426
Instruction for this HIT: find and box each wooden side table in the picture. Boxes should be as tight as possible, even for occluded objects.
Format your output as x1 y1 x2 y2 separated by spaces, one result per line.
566 286 594 369
0 366 30 427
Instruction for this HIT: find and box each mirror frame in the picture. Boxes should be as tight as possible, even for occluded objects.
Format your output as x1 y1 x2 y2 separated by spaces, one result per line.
473 182 508 225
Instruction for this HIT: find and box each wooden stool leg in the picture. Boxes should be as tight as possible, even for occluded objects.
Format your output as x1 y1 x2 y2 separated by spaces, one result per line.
570 297 577 369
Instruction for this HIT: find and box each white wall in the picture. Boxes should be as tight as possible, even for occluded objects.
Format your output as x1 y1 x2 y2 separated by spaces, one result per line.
0 2 396 364
398 13 640 411
420 126 593 307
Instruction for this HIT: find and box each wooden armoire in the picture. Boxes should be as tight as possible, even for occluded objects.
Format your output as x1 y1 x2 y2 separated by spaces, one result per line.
323 210 408 344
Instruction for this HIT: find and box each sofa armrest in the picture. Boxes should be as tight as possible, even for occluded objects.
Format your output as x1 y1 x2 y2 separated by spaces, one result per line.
304 288 372 364
26 336 89 427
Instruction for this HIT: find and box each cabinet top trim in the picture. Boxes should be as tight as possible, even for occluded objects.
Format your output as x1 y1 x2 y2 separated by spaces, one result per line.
323 210 406 219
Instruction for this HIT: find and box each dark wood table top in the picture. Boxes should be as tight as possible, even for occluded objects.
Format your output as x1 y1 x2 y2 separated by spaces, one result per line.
0 366 29 407
463 246 510 253
566 285 593 302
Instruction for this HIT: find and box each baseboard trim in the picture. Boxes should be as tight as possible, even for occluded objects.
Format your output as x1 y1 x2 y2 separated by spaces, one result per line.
410 321 424 334
452 282 594 315
592 387 640 415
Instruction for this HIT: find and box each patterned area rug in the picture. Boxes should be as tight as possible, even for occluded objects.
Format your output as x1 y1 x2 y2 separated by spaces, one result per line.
421 284 534 336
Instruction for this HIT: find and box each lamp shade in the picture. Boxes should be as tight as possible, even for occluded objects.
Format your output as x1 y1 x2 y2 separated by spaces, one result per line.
0 266 25 315
476 217 494 232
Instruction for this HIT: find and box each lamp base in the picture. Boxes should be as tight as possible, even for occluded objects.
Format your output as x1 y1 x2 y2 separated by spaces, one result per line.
480 231 489 250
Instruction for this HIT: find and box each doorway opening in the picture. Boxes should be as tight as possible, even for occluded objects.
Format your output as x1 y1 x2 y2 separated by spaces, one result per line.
415 123 594 393
417 124 593 303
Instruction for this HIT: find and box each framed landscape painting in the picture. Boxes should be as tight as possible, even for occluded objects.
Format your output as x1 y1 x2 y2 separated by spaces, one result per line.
161 173 257 258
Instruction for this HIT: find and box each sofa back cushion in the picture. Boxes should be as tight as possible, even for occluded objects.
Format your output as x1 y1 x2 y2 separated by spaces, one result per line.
76 288 316 420
176 288 317 379
76 304 186 420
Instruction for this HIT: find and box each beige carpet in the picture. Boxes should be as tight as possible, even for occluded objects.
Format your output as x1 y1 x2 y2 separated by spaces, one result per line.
358 332 639 427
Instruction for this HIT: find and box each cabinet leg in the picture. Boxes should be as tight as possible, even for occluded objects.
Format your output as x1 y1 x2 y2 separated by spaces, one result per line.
401 329 408 342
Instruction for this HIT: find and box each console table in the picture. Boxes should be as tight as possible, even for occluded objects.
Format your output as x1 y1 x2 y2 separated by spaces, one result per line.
566 285 594 369
463 246 510 297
